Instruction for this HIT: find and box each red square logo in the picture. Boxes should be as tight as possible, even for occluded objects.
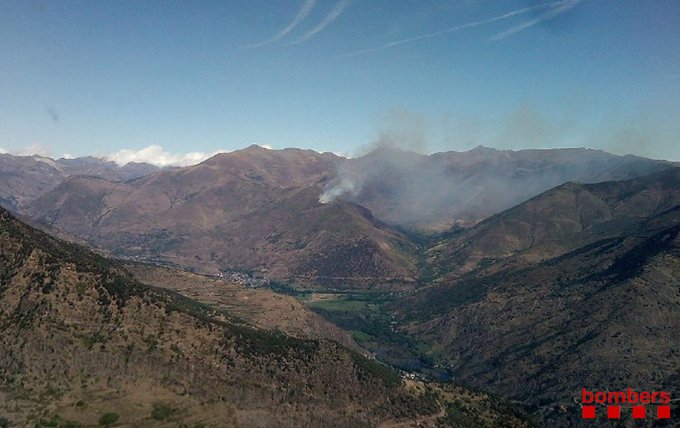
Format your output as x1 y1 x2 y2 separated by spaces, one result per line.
658 406 671 419
632 405 646 419
582 406 596 419
607 406 621 419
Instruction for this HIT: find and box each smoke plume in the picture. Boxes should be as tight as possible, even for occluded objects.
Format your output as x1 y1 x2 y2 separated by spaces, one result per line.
318 106 672 231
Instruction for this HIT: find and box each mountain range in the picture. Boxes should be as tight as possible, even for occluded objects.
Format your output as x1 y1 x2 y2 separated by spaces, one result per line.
1 145 678 426
327 145 672 231
8 145 674 288
0 154 159 213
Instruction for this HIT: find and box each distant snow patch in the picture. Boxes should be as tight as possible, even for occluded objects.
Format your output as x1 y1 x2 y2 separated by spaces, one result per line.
331 151 351 159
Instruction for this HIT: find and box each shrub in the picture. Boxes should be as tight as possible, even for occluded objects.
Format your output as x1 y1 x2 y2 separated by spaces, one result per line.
98 412 119 426
151 403 175 421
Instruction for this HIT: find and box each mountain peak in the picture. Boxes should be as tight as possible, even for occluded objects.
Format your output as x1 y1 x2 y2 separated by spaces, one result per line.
244 143 271 151
469 144 499 153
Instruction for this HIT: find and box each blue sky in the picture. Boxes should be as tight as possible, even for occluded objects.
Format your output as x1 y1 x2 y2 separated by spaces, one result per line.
1 0 679 164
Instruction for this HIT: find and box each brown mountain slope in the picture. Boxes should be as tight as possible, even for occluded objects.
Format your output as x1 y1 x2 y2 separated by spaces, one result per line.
124 262 359 350
0 155 63 212
429 167 680 277
21 146 673 287
0 206 532 427
0 153 158 213
394 170 680 426
4 146 671 232
27 146 419 288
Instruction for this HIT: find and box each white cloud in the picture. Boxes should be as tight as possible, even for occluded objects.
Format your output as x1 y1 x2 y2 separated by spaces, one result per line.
260 144 273 150
248 0 317 47
0 147 6 154
106 145 229 167
13 143 52 157
341 1 559 57
292 0 352 44
490 0 585 41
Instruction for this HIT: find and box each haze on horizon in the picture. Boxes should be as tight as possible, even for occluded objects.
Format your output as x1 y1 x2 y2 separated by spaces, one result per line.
1 0 679 165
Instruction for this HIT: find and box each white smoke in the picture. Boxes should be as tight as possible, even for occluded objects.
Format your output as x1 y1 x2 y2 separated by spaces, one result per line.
319 107 429 204
319 176 359 204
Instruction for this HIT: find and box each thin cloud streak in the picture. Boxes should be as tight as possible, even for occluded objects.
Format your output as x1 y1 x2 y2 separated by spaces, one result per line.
340 0 567 58
291 0 352 44
490 0 585 41
247 0 317 47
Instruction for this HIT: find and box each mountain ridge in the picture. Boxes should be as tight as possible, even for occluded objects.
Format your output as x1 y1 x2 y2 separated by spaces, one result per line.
25 149 420 288
0 204 533 427
17 146 675 286
392 168 680 426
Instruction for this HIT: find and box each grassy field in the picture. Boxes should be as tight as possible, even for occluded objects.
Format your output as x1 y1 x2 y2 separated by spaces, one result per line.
307 297 372 312
348 329 375 342
301 292 448 377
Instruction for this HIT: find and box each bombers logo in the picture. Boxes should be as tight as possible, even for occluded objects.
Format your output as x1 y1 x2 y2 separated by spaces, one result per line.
580 388 672 420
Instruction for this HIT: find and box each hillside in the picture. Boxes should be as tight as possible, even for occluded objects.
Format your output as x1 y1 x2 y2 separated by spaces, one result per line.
0 153 158 213
0 206 532 427
21 146 673 287
124 262 359 349
428 167 680 276
27 146 419 288
393 168 680 425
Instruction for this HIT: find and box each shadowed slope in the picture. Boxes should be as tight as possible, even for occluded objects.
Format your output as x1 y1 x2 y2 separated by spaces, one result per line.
394 169 680 426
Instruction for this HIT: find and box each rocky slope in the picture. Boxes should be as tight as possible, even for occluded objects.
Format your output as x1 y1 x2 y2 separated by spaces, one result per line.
4 147 678 426
0 206 532 427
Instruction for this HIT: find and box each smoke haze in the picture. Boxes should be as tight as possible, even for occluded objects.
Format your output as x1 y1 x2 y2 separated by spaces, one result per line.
319 105 676 231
